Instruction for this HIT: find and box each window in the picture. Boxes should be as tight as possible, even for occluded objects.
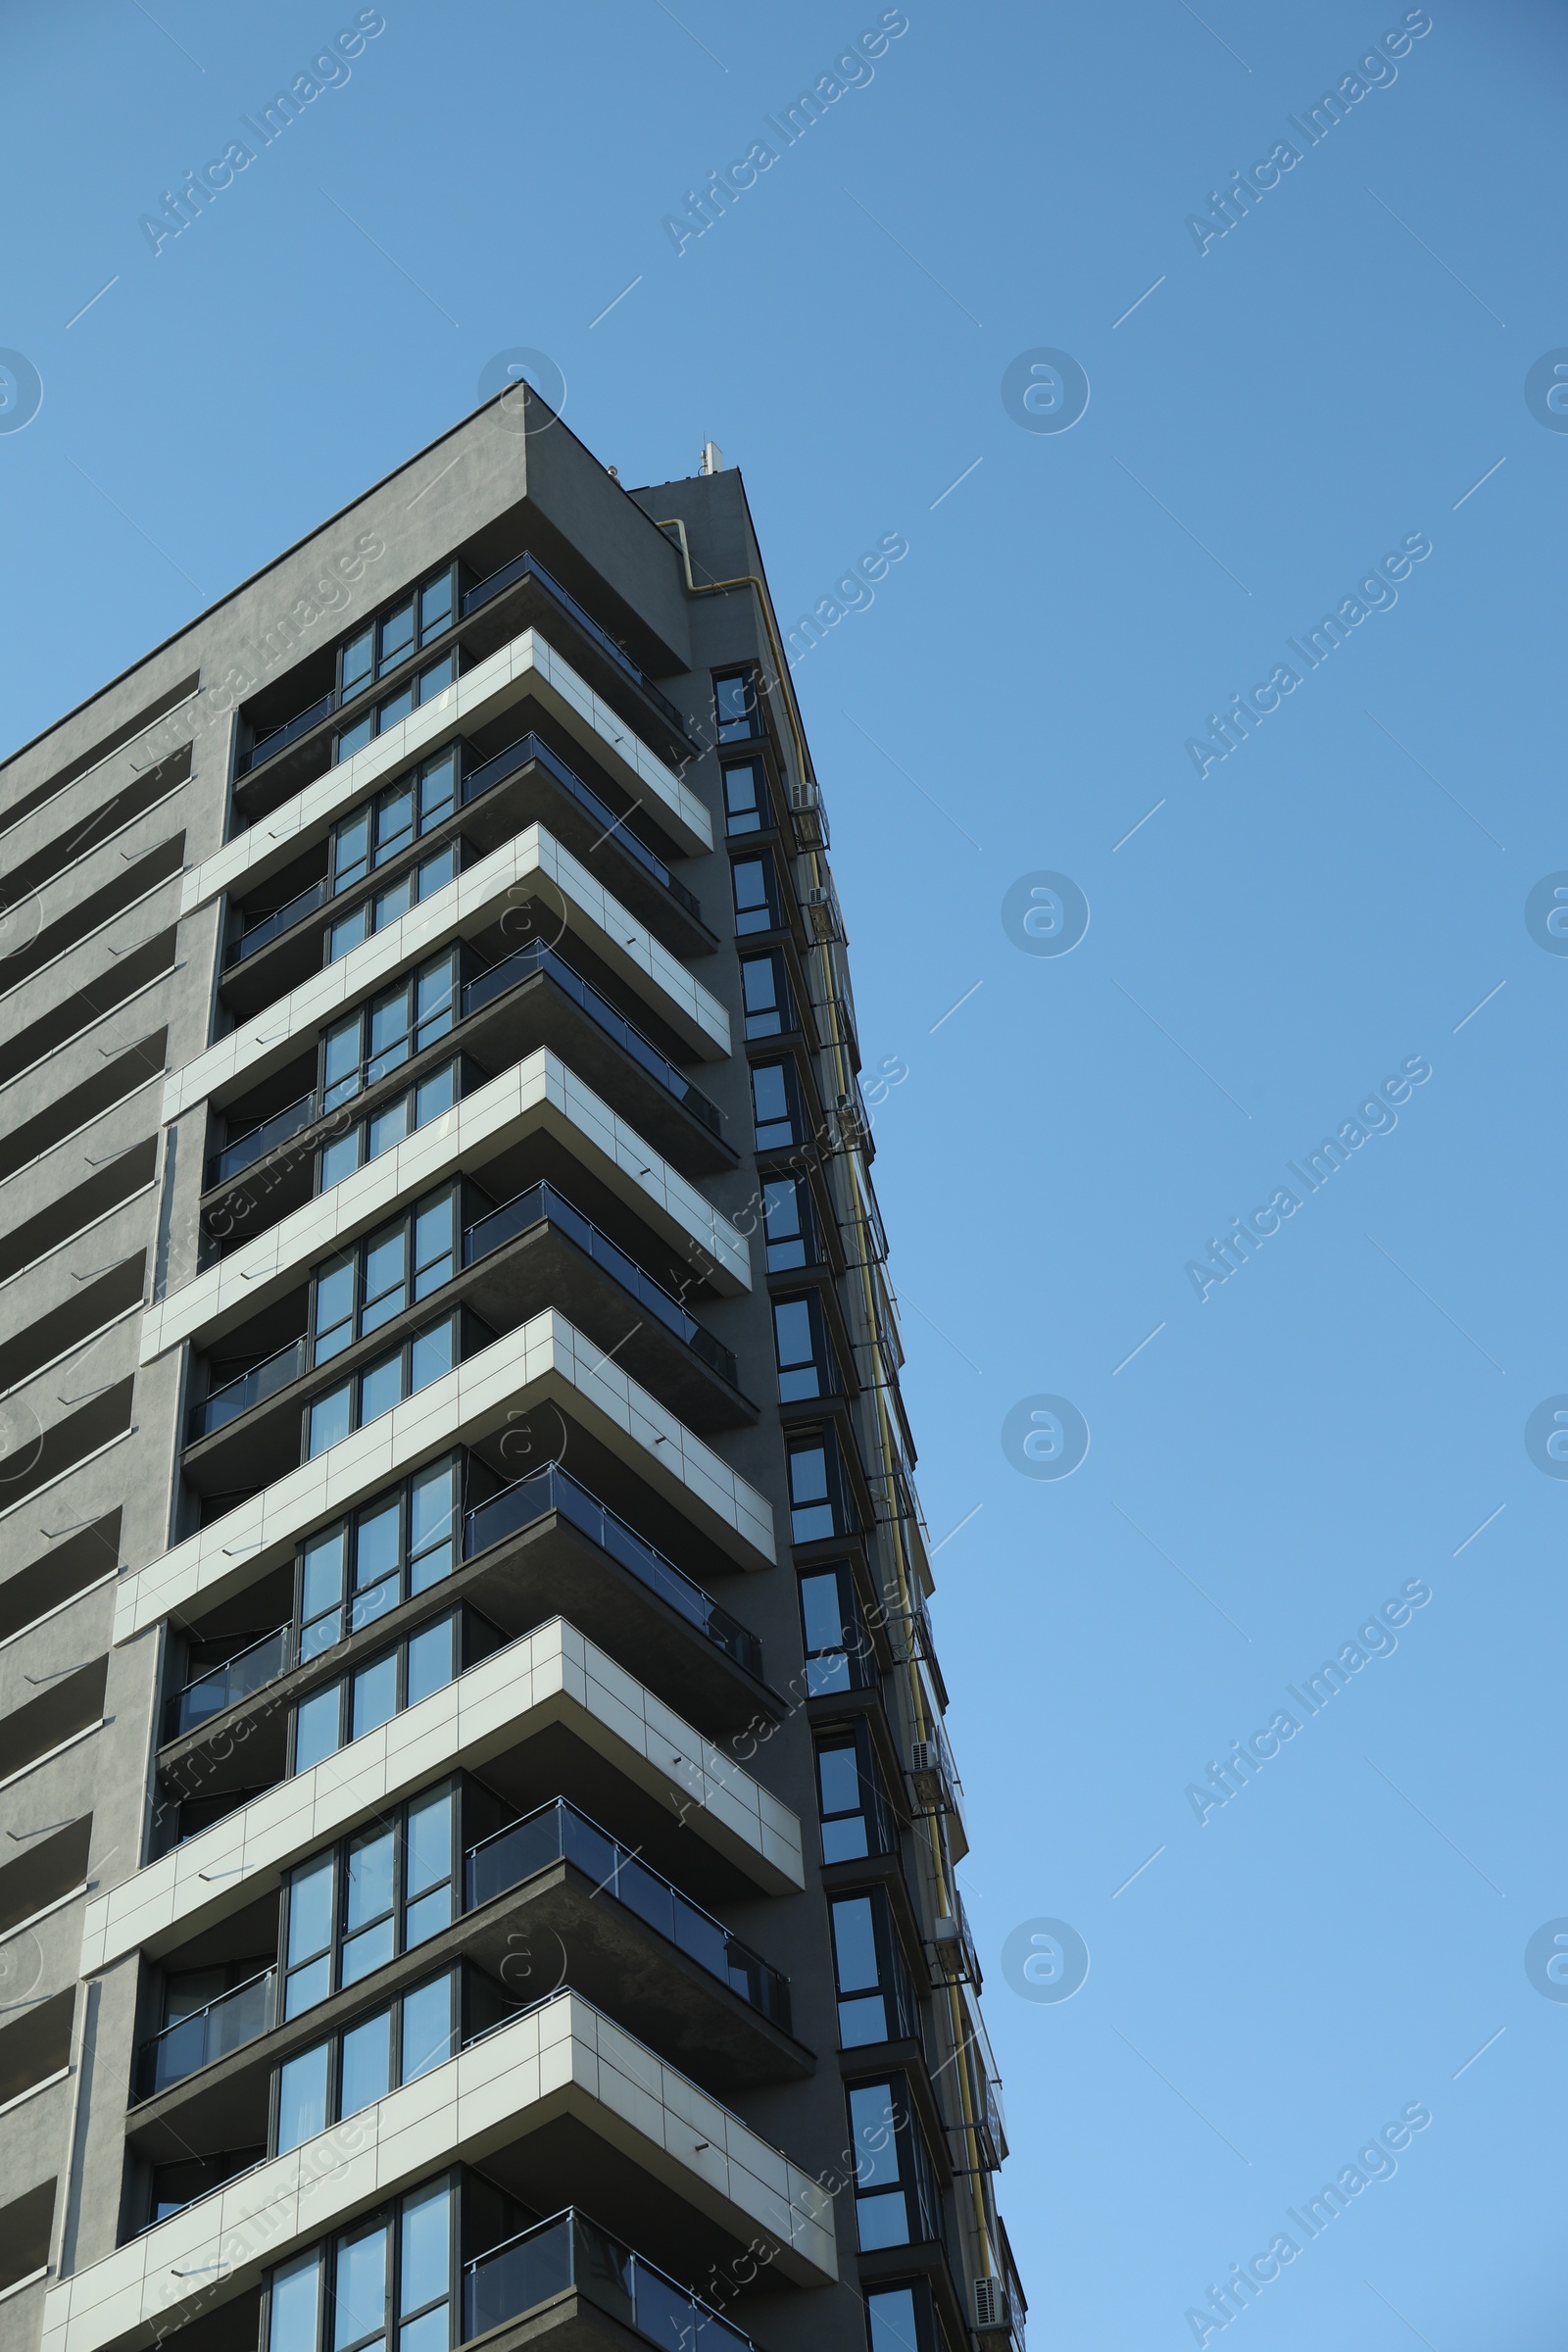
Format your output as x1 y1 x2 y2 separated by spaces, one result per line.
774 1293 831 1401
267 2178 453 2352
865 2280 940 2352
788 1429 852 1541
311 1189 459 1366
307 1312 460 1458
319 1060 460 1192
281 1787 456 2020
329 845 462 964
831 1890 918 2047
321 951 459 1113
847 2077 944 2250
275 1973 458 2154
713 669 759 743
816 1725 895 1863
292 1610 466 1775
333 751 461 891
299 1460 462 1662
752 1058 804 1152
334 656 458 763
761 1175 817 1271
799 1563 873 1695
741 951 793 1039
731 852 781 936
722 760 766 835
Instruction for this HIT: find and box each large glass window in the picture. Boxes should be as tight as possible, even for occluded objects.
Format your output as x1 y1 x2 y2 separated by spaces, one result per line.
267 2179 454 2352
321 950 459 1114
831 1889 917 2048
329 846 462 965
761 1174 817 1271
713 668 759 743
847 2077 944 2251
311 1189 458 1366
292 1610 465 1775
731 852 781 936
816 1725 895 1864
319 1060 460 1193
281 1787 455 2020
740 951 792 1039
773 1293 831 1401
722 760 765 835
275 1973 458 2155
306 1312 461 1459
865 2280 939 2352
799 1562 872 1695
788 1428 852 1541
298 1458 459 1661
751 1058 804 1152
333 752 460 890
335 655 459 763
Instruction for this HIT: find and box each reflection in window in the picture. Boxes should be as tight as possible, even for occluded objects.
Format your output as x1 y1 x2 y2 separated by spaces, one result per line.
282 1787 455 2020
318 1060 460 1194
275 1973 457 2155
751 1058 803 1152
773 1294 830 1400
722 760 765 834
713 669 759 743
306 1312 461 1459
741 951 792 1038
761 1175 817 1270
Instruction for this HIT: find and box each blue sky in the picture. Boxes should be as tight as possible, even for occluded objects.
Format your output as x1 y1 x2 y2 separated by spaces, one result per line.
3 2 1565 2342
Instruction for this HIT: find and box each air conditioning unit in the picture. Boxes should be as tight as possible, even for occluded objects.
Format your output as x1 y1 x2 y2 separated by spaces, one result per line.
930 1915 966 1981
803 884 845 942
787 775 829 848
973 2277 1009 2332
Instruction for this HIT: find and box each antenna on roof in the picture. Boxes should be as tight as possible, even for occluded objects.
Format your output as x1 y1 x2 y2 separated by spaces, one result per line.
700 441 725 475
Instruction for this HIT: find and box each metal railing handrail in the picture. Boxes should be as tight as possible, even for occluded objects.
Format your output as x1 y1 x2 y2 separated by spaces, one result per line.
461 1458 762 1678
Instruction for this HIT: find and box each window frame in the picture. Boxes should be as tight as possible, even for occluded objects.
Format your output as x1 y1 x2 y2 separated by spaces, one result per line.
730 848 783 937
263 2171 460 2352
712 666 760 745
280 1784 460 2022
320 950 461 1114
271 1969 460 2157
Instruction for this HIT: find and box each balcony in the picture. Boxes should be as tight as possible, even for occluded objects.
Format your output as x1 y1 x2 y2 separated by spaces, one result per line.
465 2207 753 2352
461 549 697 751
135 1966 275 2099
464 1460 762 1681
206 934 730 1212
184 1175 749 1502
464 939 722 1134
466 1797 791 2033
187 1337 305 1441
465 1177 740 1390
165 1623 292 1740
223 729 710 1004
233 548 697 810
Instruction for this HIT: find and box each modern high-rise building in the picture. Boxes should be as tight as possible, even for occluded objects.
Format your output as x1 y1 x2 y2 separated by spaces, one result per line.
0 390 1023 2352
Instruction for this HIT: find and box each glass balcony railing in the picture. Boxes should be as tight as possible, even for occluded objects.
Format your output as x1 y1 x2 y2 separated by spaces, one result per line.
164 1625 293 1741
237 548 694 784
462 1460 762 1679
226 732 705 977
210 937 721 1201
467 1797 790 2030
462 730 703 917
241 693 334 775
463 940 722 1136
464 1180 739 1389
188 1338 306 1441
134 1968 276 2101
461 550 698 752
465 2208 753 2352
225 879 330 968
208 1093 318 1187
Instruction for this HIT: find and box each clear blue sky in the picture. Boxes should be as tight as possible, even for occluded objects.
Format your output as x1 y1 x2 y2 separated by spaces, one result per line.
3 3 1564 2342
